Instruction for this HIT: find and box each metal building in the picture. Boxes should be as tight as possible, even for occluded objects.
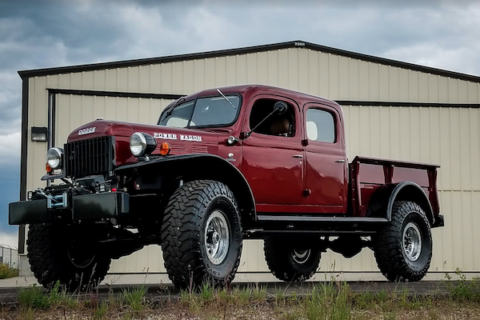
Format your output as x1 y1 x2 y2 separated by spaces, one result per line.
17 40 480 278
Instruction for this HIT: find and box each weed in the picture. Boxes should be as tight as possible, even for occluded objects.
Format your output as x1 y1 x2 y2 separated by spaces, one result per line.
304 282 352 320
122 285 148 312
383 311 397 320
232 286 251 306
251 284 267 301
19 307 35 320
217 287 230 304
17 285 50 310
94 301 108 319
180 290 190 305
201 282 214 302
444 268 480 301
274 289 285 307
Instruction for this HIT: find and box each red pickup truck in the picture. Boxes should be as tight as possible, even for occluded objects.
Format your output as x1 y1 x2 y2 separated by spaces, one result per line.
9 84 443 290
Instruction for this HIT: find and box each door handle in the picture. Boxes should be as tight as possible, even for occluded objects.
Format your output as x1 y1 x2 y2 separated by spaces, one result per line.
292 155 303 158
335 159 346 163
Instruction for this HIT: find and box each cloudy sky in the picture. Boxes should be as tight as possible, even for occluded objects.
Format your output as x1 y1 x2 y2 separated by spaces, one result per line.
1 0 479 247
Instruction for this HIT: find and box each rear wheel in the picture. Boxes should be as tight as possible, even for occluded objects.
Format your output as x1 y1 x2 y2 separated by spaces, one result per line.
161 180 243 289
27 224 111 291
373 201 432 282
264 236 321 282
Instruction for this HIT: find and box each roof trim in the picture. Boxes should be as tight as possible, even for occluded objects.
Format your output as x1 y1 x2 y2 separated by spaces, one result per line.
19 40 480 83
47 88 480 108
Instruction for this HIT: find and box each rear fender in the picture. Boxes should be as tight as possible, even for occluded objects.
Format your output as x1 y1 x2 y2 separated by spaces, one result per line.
116 154 256 223
367 181 435 225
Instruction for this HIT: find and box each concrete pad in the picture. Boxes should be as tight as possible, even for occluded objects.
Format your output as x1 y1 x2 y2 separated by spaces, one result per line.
1 271 478 289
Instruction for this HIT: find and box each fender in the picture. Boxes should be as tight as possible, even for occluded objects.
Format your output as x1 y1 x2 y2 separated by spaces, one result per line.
367 181 435 225
387 181 435 224
116 154 256 221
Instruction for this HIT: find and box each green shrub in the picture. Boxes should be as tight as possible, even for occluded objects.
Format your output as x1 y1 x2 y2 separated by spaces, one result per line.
445 268 480 301
0 263 19 279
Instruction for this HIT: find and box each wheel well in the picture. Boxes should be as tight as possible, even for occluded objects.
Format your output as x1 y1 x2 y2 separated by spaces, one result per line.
182 157 256 226
367 182 435 225
120 154 256 227
390 183 434 225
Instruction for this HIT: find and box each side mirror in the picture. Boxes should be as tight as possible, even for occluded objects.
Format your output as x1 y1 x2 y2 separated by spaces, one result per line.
274 101 288 115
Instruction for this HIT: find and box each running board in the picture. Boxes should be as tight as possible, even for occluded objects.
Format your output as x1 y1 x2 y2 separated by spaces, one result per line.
244 229 376 239
256 215 389 223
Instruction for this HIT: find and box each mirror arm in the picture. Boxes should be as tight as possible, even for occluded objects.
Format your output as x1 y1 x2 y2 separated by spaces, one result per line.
244 109 279 139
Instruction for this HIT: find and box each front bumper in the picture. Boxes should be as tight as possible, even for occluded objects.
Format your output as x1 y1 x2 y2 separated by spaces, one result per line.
9 192 129 225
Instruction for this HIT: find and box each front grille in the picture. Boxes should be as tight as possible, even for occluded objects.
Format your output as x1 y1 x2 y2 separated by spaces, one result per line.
64 136 114 178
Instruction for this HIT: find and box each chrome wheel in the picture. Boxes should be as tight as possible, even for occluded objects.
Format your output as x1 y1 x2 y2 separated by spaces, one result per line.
402 222 422 262
204 210 230 265
291 249 311 264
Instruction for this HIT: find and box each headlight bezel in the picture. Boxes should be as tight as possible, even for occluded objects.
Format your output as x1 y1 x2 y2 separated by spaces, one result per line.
46 147 64 170
130 132 157 157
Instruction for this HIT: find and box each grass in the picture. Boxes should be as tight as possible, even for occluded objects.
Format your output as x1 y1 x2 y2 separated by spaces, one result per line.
444 267 480 301
0 263 19 279
8 273 480 320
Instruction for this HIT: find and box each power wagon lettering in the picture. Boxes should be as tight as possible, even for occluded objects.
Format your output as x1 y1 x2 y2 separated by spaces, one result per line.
180 135 202 141
154 133 177 139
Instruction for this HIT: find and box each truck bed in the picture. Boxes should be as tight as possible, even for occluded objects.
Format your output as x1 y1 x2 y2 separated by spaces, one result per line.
349 156 440 218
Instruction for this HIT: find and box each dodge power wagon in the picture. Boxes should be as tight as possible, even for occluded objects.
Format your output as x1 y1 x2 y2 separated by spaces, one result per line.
9 85 444 290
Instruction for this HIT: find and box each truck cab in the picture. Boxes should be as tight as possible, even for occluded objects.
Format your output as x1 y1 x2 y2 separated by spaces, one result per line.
9 84 443 291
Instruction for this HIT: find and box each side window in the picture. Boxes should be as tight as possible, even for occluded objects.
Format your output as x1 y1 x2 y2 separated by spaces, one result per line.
249 99 296 137
306 108 336 143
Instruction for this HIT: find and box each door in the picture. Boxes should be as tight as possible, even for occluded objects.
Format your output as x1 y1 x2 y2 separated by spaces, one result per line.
241 96 304 210
303 103 348 214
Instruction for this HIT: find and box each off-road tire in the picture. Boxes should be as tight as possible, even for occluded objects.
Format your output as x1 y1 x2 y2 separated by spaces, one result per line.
264 236 321 282
161 180 243 289
27 224 111 292
374 201 432 282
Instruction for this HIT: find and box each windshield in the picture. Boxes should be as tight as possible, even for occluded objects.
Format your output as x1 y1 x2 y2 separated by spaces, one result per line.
158 95 241 128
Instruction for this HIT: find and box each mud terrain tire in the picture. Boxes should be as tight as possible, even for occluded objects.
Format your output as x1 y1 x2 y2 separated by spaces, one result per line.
27 224 111 291
264 236 321 282
374 201 432 282
161 180 242 289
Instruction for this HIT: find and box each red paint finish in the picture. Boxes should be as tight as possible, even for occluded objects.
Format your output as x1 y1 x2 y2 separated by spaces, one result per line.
65 85 441 220
351 156 440 217
303 103 348 213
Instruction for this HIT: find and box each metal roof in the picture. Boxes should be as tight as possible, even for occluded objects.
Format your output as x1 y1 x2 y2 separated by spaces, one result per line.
18 40 480 83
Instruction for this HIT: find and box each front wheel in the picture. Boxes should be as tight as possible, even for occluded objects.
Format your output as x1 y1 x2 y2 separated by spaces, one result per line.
161 180 243 289
373 201 433 282
27 224 111 291
264 236 321 282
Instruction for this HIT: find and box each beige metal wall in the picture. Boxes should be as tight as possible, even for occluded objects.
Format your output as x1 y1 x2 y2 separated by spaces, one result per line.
24 47 480 274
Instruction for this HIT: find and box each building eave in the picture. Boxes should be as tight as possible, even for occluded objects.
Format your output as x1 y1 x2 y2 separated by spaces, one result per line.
17 40 480 83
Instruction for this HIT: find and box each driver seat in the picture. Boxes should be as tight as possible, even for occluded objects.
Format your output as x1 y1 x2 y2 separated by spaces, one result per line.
270 116 291 136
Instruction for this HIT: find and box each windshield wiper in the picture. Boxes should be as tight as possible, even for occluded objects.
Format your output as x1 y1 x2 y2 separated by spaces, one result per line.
217 89 237 110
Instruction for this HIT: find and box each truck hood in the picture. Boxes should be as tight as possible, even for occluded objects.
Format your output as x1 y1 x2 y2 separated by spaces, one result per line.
68 120 225 160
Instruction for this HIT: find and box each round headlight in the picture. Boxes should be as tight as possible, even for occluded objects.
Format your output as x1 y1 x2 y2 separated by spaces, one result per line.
130 133 147 156
130 133 157 157
47 147 63 169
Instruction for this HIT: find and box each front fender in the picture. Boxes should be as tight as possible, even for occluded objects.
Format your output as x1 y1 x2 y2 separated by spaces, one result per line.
116 154 256 221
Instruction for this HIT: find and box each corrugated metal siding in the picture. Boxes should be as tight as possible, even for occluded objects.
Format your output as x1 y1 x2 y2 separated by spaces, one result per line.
25 47 480 274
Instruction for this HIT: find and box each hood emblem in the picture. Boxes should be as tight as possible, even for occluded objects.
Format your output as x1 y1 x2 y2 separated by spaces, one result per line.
154 132 202 142
78 127 96 135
